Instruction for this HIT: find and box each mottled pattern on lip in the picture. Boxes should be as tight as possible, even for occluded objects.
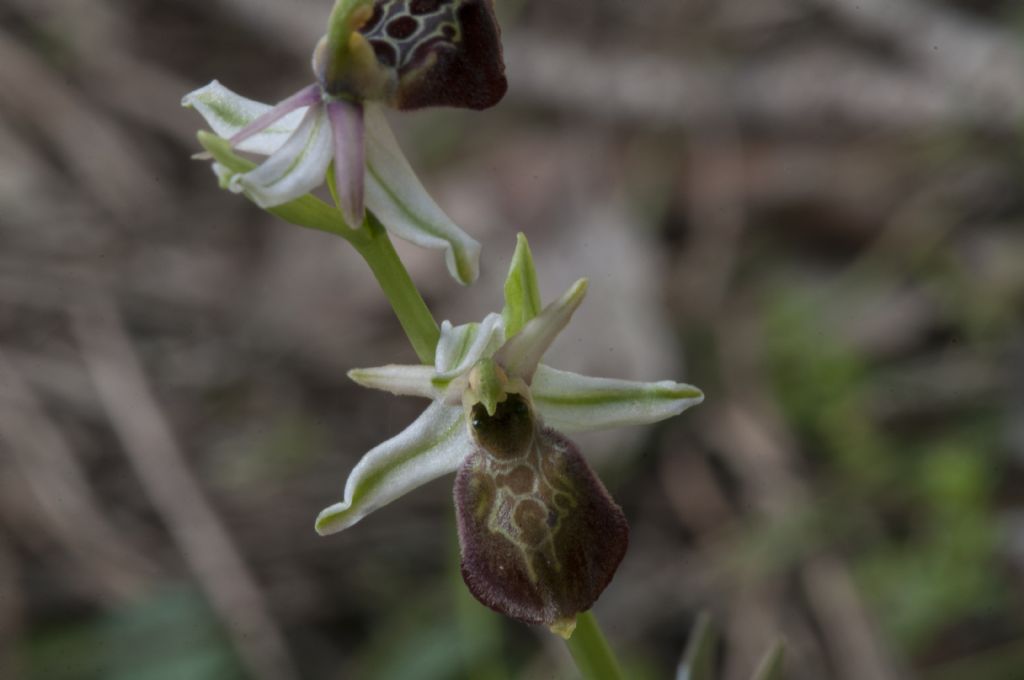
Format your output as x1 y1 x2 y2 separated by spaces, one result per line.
361 0 460 71
455 397 629 628
358 0 507 111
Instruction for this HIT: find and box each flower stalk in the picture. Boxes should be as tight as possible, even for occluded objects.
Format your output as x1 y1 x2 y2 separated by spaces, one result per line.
348 212 440 364
566 611 625 680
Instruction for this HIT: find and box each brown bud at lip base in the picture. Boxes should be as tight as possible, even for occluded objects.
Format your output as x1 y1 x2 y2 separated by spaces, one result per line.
455 403 629 631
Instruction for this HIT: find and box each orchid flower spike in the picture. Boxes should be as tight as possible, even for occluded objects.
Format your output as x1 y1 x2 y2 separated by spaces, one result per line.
317 234 704 637
181 0 506 285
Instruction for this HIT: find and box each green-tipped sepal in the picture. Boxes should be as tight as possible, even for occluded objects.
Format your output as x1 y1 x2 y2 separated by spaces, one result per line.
363 104 481 284
315 402 471 534
502 233 543 338
531 365 704 433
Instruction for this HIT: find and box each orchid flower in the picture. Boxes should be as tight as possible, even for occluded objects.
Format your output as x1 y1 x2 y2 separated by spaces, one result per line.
316 235 704 636
181 0 507 285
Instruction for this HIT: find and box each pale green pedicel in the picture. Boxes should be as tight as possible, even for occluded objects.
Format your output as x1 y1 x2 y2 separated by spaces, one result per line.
567 611 626 680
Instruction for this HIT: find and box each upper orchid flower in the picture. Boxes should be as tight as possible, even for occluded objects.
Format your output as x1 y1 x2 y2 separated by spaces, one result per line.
315 235 704 636
181 0 507 284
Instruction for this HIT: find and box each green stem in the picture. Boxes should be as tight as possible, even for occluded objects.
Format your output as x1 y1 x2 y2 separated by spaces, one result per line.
565 611 625 680
349 213 440 364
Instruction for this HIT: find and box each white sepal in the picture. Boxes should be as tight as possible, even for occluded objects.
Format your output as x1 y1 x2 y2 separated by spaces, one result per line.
181 80 307 155
347 364 438 399
315 402 472 535
363 104 482 285
531 364 705 433
230 106 334 208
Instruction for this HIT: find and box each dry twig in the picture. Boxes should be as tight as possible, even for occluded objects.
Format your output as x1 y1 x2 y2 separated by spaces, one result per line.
0 348 157 602
71 292 300 680
0 30 170 224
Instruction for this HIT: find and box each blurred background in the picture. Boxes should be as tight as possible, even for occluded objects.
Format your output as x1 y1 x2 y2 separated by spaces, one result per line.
2 0 1024 678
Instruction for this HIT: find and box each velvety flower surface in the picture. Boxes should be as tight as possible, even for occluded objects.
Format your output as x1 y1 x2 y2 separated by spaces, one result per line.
455 396 630 634
316 235 704 635
352 0 507 111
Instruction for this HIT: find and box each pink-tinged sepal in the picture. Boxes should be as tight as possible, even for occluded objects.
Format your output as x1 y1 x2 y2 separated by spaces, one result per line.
455 395 629 629
360 0 507 110
228 84 321 150
327 98 366 227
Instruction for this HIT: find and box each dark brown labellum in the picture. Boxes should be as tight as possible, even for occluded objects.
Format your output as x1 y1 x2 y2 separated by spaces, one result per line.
455 399 629 627
359 0 507 110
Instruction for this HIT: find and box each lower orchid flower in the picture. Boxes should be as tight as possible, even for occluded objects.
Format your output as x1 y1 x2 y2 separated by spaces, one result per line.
316 235 704 637
181 0 507 285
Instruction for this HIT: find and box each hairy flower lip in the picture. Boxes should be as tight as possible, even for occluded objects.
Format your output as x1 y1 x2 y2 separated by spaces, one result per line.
455 423 629 630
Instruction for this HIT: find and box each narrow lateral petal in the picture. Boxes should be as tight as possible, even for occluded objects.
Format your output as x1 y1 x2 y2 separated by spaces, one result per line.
531 365 704 433
182 80 310 155
315 402 472 535
348 315 506 404
230 84 321 150
434 314 505 375
495 279 588 384
327 98 366 228
230 106 334 208
347 364 438 399
363 104 481 285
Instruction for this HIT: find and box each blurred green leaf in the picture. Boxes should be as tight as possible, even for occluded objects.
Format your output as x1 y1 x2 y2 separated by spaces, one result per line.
676 612 716 680
750 642 785 680
23 585 244 680
855 437 1001 651
23 620 103 680
102 587 244 680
